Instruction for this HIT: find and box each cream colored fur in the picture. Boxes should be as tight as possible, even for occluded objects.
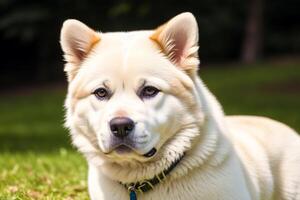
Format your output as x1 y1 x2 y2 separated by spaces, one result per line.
60 12 300 200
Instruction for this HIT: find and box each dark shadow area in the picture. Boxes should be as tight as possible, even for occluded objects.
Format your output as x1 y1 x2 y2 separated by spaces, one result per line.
0 0 299 88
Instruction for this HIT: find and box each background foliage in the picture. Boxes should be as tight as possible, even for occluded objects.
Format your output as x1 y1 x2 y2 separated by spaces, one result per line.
0 0 299 86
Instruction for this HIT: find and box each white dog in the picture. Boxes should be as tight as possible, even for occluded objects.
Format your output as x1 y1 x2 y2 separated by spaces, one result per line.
60 12 300 200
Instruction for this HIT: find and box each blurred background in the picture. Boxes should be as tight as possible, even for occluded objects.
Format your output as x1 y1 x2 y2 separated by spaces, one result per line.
0 0 299 199
0 0 299 86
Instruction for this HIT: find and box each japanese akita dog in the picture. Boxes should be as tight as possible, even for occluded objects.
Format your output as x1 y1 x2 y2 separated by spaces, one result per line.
60 12 300 200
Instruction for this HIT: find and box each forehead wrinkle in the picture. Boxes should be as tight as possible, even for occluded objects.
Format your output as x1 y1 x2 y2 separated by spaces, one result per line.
103 79 111 89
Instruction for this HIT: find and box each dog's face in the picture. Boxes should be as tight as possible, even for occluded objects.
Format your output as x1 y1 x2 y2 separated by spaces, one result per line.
61 13 202 166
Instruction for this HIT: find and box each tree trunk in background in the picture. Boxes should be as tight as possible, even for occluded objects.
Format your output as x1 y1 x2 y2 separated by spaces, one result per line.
241 0 263 63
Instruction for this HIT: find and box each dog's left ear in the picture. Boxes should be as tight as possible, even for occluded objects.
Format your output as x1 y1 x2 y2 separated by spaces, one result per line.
60 19 100 81
150 12 199 75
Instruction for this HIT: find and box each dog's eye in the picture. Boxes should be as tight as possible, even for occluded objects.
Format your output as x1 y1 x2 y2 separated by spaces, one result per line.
93 88 109 100
140 86 160 99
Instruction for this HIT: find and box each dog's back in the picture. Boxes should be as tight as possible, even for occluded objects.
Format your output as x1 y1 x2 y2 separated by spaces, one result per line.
226 116 300 200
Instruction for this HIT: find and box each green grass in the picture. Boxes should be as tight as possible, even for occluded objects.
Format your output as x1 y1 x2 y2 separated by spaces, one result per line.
0 62 299 199
0 89 89 199
202 62 300 130
0 152 87 200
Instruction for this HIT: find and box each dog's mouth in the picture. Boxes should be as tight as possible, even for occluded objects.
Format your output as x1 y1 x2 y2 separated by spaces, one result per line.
113 144 157 158
106 134 159 158
114 145 132 154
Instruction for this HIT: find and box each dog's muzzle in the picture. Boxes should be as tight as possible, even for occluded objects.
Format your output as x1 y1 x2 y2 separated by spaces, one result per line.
107 117 157 157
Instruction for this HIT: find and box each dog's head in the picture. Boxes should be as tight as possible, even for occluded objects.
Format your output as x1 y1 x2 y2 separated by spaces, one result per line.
61 12 203 180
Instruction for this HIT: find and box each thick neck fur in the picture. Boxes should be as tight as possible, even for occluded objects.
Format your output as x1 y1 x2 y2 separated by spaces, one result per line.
82 76 231 184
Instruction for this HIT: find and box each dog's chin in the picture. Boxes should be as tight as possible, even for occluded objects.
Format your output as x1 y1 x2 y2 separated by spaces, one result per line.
114 145 133 154
114 145 157 157
99 133 160 161
102 144 158 163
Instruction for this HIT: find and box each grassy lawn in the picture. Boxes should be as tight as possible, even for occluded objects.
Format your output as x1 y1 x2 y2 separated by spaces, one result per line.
0 89 88 200
0 62 299 199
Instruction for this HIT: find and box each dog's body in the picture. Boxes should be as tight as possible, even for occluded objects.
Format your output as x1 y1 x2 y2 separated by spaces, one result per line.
60 13 300 200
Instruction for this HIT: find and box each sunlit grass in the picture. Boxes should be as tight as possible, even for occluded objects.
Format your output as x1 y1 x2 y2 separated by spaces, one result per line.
0 151 88 200
0 62 299 199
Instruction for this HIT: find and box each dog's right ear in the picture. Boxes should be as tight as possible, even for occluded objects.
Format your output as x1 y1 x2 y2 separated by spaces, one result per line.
60 19 100 81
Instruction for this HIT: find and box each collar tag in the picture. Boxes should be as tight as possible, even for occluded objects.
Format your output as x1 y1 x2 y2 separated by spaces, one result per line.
128 185 137 200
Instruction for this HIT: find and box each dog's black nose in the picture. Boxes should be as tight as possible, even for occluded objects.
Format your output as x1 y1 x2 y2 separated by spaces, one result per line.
109 117 135 138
